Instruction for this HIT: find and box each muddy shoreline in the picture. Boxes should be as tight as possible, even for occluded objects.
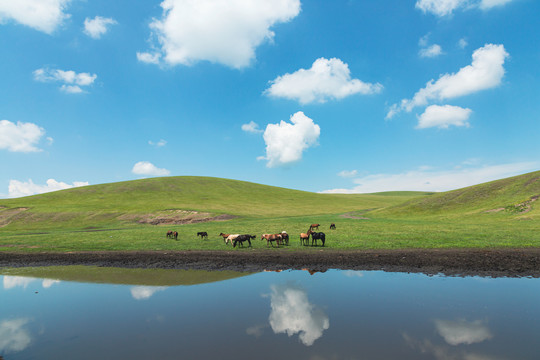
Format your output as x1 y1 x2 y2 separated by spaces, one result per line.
1 248 540 278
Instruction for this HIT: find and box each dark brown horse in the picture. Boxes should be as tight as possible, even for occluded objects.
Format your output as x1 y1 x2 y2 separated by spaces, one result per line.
197 231 208 239
172 231 178 240
233 234 255 248
330 223 336 229
166 230 173 238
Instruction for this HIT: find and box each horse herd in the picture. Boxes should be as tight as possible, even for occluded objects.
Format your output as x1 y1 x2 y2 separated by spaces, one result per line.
165 223 336 248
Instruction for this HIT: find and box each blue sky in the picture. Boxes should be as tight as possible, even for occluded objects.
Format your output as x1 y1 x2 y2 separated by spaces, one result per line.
1 0 539 198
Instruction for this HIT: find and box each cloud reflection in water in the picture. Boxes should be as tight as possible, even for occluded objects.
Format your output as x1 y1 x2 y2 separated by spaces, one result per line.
0 318 32 354
268 282 329 346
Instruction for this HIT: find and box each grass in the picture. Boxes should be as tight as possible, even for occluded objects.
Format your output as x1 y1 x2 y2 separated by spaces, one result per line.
0 172 539 252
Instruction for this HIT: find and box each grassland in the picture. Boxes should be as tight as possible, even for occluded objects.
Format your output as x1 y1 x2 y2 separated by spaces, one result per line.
0 172 539 252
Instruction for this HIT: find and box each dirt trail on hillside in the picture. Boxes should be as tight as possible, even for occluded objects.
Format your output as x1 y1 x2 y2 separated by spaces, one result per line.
1 249 539 278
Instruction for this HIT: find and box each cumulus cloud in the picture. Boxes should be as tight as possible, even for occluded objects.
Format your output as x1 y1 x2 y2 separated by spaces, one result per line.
417 104 472 129
34 68 97 93
0 0 71 34
268 283 329 346
241 121 263 134
420 44 443 58
130 286 168 300
266 57 383 104
0 120 46 153
0 318 32 354
320 161 540 193
435 319 493 345
8 179 89 198
387 44 508 119
132 161 170 176
260 111 320 168
141 0 300 69
416 0 516 16
83 16 116 39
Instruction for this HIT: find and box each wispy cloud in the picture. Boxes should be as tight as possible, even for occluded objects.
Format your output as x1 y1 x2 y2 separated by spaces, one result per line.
241 121 263 134
416 0 516 17
320 161 540 193
148 139 167 147
265 57 382 104
34 67 97 93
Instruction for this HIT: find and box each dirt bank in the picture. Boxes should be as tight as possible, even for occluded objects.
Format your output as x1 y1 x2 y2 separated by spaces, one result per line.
1 248 540 278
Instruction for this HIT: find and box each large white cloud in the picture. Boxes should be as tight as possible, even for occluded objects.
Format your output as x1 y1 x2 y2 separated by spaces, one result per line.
435 319 493 346
266 57 383 104
260 111 320 168
8 179 89 198
34 68 97 93
387 44 508 119
132 161 171 176
416 0 515 16
0 0 70 34
141 0 301 69
0 120 46 153
417 104 472 129
320 161 540 193
83 16 117 39
268 283 329 346
0 318 32 354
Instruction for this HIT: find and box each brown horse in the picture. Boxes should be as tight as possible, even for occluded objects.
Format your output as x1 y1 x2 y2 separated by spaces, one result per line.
330 223 336 230
310 223 320 230
261 233 282 247
219 233 230 243
172 231 178 240
300 229 312 246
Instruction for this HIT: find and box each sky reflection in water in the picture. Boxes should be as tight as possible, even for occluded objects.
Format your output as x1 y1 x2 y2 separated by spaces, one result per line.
1 269 539 359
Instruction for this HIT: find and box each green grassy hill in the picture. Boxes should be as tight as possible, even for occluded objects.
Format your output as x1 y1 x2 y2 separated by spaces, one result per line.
0 176 426 231
375 170 540 219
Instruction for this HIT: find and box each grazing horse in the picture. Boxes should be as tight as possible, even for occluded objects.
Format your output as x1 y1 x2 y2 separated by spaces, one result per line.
330 223 336 230
311 232 325 246
233 234 255 248
225 234 240 245
219 233 230 243
310 223 320 231
197 231 208 239
261 233 282 247
166 230 173 238
281 231 289 246
300 229 312 246
171 231 178 240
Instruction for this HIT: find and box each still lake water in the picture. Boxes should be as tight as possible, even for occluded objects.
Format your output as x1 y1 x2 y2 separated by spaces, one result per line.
1 268 539 360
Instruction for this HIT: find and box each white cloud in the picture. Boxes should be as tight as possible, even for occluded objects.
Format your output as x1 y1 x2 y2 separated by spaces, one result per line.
8 179 89 198
137 52 161 64
132 161 171 176
320 161 540 193
387 44 508 118
241 121 263 134
459 38 468 49
83 16 117 39
142 0 301 69
0 318 32 354
34 68 97 93
149 139 167 147
3 276 35 289
130 286 168 300
266 57 383 104
435 319 493 345
0 0 71 34
260 111 320 168
338 170 358 178
417 104 472 129
416 0 516 16
268 283 329 346
419 44 443 58
0 120 46 153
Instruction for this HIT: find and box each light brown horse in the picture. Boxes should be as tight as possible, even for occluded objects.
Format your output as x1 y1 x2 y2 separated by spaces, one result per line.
220 233 231 244
300 229 312 246
261 233 282 247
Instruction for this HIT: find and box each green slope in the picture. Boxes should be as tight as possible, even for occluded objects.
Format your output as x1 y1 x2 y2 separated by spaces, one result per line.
375 170 540 218
0 176 426 231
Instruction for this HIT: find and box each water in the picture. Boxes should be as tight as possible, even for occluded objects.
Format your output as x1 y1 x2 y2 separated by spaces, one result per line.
1 268 539 359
